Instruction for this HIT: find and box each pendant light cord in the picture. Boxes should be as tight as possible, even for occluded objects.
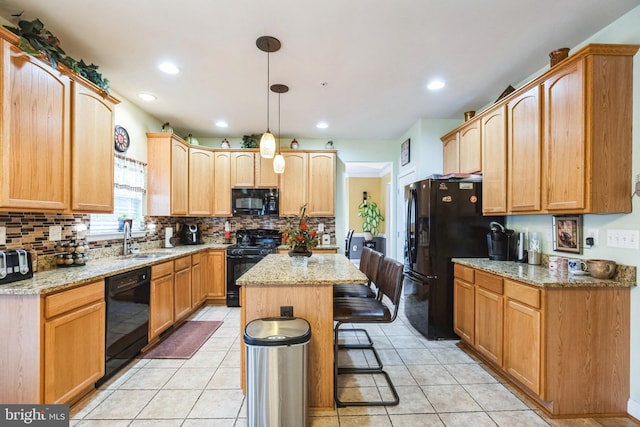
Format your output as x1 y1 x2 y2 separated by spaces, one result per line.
277 92 281 153
266 46 270 132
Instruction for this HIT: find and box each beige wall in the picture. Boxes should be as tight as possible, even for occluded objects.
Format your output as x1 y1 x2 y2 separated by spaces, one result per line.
347 177 386 234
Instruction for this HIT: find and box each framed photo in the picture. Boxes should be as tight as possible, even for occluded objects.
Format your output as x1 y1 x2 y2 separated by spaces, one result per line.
401 138 410 166
552 215 582 254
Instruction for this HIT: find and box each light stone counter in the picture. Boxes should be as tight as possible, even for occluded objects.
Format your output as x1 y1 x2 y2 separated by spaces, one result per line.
236 253 367 286
452 258 636 288
0 244 230 295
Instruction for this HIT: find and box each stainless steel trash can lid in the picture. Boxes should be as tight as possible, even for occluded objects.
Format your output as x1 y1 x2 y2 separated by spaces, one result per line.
244 317 312 346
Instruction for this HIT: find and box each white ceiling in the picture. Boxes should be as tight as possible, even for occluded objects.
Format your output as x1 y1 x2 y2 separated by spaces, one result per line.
0 0 636 141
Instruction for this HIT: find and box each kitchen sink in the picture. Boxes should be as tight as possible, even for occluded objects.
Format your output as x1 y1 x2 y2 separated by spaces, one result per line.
129 252 170 259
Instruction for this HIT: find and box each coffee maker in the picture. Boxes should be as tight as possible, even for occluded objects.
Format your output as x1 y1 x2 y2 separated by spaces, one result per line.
182 223 202 245
487 221 515 261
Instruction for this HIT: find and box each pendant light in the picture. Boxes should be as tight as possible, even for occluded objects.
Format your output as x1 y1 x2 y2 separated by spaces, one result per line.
256 36 281 159
271 84 288 174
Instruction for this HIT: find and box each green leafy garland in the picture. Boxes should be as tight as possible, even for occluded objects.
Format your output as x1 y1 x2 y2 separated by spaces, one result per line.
4 18 110 93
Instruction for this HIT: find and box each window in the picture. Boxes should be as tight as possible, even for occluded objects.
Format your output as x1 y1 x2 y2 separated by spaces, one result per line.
90 155 146 235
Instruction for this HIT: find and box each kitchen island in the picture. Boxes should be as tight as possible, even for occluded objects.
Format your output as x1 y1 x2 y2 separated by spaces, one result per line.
236 253 368 411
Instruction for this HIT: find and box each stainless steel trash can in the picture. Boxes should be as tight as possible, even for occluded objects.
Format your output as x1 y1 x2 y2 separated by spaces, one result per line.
244 317 311 427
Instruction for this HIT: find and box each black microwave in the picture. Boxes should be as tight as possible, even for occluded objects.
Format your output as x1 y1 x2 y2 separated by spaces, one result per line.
232 188 279 216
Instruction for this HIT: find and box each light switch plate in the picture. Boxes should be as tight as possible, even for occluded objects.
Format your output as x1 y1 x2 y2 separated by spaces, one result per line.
0 226 6 245
49 225 62 241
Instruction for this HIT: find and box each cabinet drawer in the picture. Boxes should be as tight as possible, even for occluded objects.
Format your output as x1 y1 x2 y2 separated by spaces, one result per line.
454 264 474 283
45 280 104 319
192 252 202 265
174 256 191 271
152 260 174 278
476 271 503 294
505 279 541 308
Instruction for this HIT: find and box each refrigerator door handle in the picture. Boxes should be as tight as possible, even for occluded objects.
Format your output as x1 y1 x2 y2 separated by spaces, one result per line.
406 188 417 265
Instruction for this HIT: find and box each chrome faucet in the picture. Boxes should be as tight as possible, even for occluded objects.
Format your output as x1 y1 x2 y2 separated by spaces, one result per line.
123 221 132 256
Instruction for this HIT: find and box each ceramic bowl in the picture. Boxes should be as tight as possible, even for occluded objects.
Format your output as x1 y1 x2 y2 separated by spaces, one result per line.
586 259 616 279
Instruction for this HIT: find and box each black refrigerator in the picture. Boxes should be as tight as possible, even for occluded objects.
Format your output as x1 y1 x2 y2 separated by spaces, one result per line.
404 177 503 340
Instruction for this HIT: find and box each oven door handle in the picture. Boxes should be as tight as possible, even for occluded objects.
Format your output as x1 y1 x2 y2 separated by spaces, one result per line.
227 254 268 260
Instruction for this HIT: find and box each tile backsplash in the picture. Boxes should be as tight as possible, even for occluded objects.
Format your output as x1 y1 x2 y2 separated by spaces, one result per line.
0 212 335 271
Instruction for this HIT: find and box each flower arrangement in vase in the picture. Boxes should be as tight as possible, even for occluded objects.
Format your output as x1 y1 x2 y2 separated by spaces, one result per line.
282 205 319 257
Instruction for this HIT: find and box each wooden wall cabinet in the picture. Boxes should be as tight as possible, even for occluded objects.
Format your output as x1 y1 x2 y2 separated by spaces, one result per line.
149 261 175 340
43 281 105 404
481 105 507 215
0 39 70 211
255 152 279 188
441 132 459 174
231 151 255 187
70 80 118 212
188 147 214 216
147 133 189 216
458 119 482 173
279 152 308 216
213 151 232 216
507 85 542 213
205 249 226 304
280 151 336 217
307 152 336 217
441 44 638 215
173 256 192 322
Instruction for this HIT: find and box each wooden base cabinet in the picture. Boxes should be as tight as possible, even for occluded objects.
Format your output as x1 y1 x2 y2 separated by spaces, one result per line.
150 261 175 340
205 249 226 304
173 256 192 321
43 281 105 404
453 265 475 343
454 263 630 417
191 252 207 307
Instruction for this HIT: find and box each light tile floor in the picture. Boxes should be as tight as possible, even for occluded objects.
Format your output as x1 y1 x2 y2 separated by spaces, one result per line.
71 303 638 426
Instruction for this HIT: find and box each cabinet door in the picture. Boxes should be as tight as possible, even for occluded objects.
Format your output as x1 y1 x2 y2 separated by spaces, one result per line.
189 148 214 215
279 152 308 216
475 287 503 365
150 263 174 339
70 80 116 213
307 152 335 216
453 278 474 343
508 86 542 212
191 253 206 307
174 257 192 321
0 41 70 211
213 152 232 216
544 60 585 211
171 140 189 215
504 298 542 395
255 153 279 188
442 133 459 174
459 121 481 173
231 151 255 187
205 250 226 302
481 105 507 214
43 300 105 404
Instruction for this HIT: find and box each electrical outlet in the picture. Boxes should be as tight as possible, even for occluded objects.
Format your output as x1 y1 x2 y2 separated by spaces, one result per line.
585 228 599 247
280 306 293 317
49 225 62 241
318 223 325 232
0 226 6 245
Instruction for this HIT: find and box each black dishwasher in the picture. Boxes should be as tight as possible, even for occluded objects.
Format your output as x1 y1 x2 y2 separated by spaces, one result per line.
98 266 151 385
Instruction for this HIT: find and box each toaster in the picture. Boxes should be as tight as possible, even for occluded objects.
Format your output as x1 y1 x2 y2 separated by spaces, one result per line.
0 250 34 285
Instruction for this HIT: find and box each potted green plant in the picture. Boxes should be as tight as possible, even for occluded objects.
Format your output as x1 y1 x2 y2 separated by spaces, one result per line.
357 196 384 241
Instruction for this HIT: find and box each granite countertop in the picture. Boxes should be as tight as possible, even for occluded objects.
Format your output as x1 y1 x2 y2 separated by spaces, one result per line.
236 253 367 286
0 244 230 296
276 244 341 251
452 258 636 288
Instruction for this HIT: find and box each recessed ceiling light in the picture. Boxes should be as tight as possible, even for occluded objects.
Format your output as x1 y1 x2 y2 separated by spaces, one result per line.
215 121 229 128
138 93 156 101
158 62 180 74
427 80 445 90
316 121 329 129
